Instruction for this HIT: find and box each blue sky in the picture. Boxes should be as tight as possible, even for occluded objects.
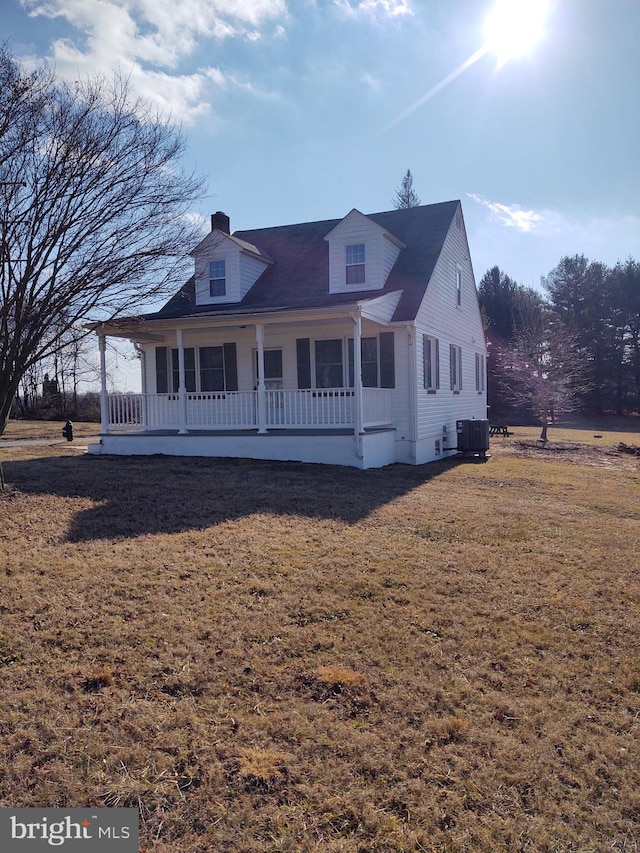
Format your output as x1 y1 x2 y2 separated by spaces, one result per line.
4 0 640 286
3 0 640 387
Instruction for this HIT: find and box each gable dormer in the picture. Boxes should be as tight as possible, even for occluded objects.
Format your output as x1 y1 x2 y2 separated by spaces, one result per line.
191 212 272 306
324 209 405 295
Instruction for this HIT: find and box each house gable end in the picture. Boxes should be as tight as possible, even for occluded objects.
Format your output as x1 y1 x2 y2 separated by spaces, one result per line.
413 203 486 356
324 209 405 295
192 230 271 307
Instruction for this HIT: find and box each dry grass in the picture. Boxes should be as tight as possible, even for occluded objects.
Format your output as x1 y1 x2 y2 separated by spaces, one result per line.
1 418 101 442
0 423 639 852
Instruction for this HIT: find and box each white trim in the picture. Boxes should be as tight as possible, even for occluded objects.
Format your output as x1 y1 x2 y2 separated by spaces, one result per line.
176 329 188 434
99 334 109 434
255 323 267 434
352 312 364 446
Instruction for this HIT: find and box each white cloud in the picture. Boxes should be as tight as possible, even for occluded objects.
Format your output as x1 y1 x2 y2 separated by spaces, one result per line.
21 0 288 122
468 193 544 233
467 194 640 288
334 0 413 19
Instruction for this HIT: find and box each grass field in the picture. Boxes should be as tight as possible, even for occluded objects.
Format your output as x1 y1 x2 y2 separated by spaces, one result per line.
0 419 101 442
0 424 639 852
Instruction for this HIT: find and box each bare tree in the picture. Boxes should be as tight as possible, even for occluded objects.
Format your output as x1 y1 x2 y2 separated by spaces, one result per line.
490 319 592 442
392 169 421 209
0 46 205 434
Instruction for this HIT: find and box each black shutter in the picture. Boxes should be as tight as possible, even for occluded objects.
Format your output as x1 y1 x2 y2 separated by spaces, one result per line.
184 348 196 392
296 338 311 389
223 343 238 391
422 335 429 389
155 347 168 393
379 332 395 388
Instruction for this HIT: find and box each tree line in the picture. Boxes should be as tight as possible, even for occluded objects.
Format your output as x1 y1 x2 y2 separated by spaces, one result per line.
478 257 640 434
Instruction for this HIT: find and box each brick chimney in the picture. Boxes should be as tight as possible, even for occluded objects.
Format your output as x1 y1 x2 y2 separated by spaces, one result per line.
211 211 230 234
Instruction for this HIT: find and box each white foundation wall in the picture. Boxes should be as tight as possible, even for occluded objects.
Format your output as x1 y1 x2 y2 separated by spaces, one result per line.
90 429 397 469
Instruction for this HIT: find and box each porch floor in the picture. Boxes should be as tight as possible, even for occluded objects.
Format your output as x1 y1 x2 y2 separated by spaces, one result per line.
105 426 394 438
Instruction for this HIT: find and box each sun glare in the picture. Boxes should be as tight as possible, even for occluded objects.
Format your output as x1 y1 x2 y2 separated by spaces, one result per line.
484 0 550 64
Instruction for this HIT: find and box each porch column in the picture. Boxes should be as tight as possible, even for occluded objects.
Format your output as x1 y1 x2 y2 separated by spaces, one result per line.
176 328 188 434
98 333 109 434
351 312 364 437
255 323 267 434
133 343 147 430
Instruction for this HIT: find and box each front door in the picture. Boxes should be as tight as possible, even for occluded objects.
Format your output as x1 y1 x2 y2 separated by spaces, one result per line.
254 348 284 390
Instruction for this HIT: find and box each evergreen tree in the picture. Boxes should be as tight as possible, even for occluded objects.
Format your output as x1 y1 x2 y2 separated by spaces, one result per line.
392 169 421 208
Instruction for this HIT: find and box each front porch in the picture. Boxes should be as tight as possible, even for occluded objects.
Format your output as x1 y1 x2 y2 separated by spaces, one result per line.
89 423 397 469
89 386 397 468
91 304 404 467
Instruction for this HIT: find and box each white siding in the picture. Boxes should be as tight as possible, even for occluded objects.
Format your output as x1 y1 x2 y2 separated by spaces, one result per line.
360 291 402 325
192 233 269 306
240 252 269 298
389 326 412 462
193 247 240 305
411 204 487 462
326 210 393 294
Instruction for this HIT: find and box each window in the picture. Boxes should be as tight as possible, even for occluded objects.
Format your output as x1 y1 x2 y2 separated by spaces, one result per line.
347 332 395 389
450 344 462 392
200 346 225 391
456 266 462 306
155 344 237 393
423 335 440 391
348 337 378 387
475 353 485 392
345 243 365 285
209 259 226 297
172 348 196 392
315 339 344 388
254 349 284 390
200 344 238 392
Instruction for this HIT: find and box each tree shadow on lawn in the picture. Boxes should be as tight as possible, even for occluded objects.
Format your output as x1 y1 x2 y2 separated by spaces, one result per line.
3 452 471 542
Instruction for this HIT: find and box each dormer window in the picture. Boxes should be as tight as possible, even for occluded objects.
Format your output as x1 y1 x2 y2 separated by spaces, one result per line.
209 260 226 297
345 243 365 285
324 209 404 294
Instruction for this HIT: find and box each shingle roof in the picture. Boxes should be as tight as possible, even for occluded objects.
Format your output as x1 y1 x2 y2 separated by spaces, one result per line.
152 200 459 324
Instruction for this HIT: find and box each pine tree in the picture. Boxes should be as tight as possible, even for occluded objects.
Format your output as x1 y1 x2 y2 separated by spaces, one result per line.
392 169 421 208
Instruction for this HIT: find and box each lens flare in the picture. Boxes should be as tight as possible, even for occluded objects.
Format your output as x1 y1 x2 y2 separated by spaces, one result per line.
484 0 550 64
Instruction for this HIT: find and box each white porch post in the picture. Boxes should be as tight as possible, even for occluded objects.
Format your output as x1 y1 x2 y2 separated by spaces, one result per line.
98 333 109 434
176 328 188 434
352 311 364 438
255 323 267 434
133 343 147 430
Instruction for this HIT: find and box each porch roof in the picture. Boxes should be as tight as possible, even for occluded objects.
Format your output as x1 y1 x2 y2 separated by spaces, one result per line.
148 200 459 324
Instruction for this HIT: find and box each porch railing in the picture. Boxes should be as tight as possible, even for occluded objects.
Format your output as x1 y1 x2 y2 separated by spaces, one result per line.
106 388 393 432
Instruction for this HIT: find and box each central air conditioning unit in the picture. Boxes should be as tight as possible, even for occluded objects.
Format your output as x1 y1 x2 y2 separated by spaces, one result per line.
456 419 490 457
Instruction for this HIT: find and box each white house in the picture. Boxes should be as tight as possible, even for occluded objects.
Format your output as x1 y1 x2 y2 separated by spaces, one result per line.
90 201 487 468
